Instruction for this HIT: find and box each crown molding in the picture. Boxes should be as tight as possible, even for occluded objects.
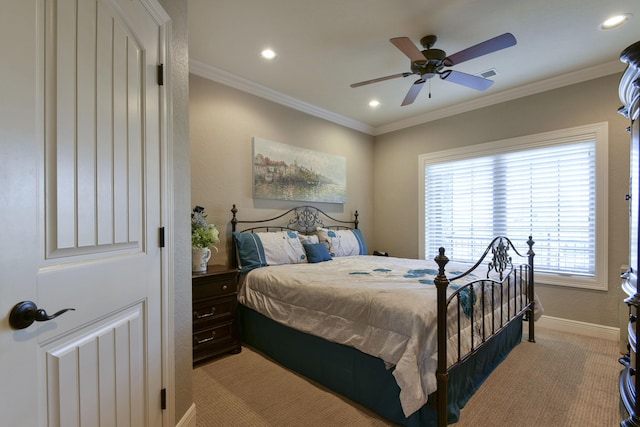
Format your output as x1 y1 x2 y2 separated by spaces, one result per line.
373 60 625 135
189 60 375 135
190 59 624 137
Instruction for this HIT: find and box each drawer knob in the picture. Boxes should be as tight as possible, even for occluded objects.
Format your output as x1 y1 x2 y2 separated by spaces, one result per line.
222 285 228 291
194 331 216 345
194 307 216 319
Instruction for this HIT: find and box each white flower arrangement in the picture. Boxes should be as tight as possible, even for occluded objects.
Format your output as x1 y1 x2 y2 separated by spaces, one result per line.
191 206 220 251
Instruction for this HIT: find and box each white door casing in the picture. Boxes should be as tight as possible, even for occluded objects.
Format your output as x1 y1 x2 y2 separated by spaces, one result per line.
0 0 170 426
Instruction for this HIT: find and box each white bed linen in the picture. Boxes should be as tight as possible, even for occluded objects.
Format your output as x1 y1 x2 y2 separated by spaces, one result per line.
238 255 537 417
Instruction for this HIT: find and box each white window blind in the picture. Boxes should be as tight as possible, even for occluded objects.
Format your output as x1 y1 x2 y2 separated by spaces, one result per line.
419 123 608 290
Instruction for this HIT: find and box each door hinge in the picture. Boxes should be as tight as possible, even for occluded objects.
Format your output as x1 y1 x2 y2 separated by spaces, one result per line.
157 64 164 86
159 227 165 248
161 388 167 410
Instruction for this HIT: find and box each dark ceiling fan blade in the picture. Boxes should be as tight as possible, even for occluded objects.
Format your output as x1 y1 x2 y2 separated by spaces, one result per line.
440 70 494 91
401 79 425 106
350 72 412 88
390 37 426 63
443 33 516 66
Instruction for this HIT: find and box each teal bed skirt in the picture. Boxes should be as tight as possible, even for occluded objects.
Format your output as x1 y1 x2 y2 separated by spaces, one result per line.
239 304 523 426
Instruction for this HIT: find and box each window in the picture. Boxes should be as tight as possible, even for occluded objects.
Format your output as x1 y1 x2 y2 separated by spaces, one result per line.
418 123 608 290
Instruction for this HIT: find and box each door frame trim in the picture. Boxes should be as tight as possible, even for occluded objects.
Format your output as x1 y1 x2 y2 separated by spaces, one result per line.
140 1 174 425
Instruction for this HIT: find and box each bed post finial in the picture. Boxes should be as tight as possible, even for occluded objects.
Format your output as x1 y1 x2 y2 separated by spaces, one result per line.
434 247 449 276
434 247 450 427
231 204 238 232
354 210 359 229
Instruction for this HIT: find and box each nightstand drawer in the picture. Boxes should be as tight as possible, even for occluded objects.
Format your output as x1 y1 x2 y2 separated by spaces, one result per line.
192 275 237 300
193 321 235 348
193 295 236 326
193 320 239 363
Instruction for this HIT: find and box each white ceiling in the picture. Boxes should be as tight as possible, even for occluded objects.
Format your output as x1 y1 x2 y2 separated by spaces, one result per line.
188 0 639 135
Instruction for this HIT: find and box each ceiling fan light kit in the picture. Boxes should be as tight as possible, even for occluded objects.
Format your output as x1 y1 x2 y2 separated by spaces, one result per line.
351 32 517 106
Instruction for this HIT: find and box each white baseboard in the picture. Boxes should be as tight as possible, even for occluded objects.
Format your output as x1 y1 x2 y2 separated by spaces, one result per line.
537 315 619 341
175 403 196 427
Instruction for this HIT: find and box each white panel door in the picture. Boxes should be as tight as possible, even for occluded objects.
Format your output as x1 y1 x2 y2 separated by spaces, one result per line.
0 0 166 425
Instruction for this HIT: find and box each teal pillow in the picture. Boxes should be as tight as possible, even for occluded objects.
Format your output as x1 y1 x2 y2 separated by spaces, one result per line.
233 232 267 272
303 243 332 263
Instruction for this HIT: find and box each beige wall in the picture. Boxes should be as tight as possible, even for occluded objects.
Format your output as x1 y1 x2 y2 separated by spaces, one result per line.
190 71 630 331
374 73 629 328
189 74 375 266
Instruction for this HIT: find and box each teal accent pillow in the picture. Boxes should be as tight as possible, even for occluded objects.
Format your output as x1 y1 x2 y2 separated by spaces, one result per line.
233 232 267 272
303 243 332 263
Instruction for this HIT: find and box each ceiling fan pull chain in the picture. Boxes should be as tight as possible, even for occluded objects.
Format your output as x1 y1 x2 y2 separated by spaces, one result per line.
428 79 432 99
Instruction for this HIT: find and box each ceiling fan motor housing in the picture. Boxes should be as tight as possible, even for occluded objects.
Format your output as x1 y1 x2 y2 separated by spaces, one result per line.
423 48 447 62
411 47 447 79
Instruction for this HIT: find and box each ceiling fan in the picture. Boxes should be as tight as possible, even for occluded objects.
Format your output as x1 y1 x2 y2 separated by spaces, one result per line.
350 33 517 106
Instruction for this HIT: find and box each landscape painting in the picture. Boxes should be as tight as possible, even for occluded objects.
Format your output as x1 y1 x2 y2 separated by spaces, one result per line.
253 137 347 203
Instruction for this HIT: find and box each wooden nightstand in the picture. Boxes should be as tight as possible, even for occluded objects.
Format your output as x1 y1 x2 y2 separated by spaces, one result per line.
192 265 241 365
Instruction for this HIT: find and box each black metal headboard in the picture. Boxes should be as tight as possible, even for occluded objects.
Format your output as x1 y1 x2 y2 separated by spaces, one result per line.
230 204 359 235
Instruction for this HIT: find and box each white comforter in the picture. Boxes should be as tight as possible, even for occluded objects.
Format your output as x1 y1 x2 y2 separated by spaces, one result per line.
238 255 539 417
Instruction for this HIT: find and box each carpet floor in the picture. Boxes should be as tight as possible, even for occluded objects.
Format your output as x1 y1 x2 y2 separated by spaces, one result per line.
193 327 624 426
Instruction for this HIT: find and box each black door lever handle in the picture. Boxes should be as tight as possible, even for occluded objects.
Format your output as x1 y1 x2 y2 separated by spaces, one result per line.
9 301 75 330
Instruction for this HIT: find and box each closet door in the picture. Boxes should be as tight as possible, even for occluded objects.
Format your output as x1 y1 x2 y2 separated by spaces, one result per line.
0 0 165 425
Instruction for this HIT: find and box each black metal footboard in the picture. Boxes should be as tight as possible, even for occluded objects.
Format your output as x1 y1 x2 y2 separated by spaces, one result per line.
433 236 535 426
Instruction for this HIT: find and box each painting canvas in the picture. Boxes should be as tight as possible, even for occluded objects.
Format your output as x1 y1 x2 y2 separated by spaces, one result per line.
253 137 347 203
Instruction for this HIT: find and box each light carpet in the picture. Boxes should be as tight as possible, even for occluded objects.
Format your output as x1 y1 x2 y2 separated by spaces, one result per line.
193 327 623 426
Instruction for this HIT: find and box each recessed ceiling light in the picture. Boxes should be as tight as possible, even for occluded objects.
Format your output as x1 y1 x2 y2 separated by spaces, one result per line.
369 100 380 108
600 13 632 30
261 49 277 60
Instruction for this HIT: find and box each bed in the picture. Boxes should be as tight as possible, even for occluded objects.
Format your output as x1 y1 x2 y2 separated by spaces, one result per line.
230 204 539 426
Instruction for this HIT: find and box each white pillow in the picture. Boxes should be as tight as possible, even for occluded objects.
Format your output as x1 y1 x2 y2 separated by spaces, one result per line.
258 230 307 265
298 234 319 245
316 227 367 257
233 230 307 272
